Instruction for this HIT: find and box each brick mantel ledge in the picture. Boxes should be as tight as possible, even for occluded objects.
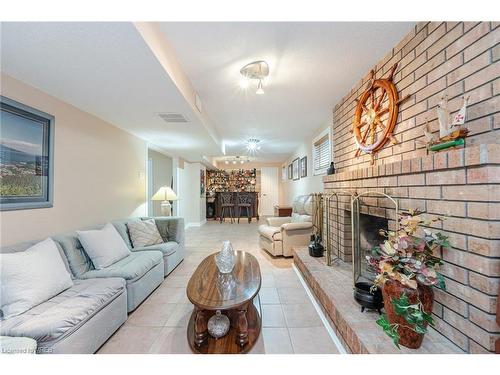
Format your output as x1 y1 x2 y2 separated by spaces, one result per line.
323 144 500 184
293 247 464 354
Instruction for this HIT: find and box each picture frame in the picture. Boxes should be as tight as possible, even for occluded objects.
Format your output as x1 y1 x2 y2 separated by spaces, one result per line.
288 163 293 180
300 156 307 178
200 169 205 197
282 165 287 181
0 96 55 211
292 157 300 181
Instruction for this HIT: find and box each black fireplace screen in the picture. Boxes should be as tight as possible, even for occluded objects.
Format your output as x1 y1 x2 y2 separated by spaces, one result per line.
351 192 398 284
358 213 388 281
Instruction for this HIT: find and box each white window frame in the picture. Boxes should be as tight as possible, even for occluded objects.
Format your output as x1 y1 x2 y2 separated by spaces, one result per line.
312 127 332 176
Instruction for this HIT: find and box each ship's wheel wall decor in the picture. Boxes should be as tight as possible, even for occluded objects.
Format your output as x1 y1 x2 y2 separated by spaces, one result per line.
352 63 410 164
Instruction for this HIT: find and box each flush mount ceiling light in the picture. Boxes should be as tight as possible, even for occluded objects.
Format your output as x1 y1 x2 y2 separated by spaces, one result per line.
246 138 261 154
240 61 269 95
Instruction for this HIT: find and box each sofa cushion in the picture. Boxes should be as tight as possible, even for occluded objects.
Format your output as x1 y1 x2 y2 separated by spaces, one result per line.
292 196 305 214
146 217 185 244
53 231 99 278
0 278 125 348
112 218 143 248
77 223 131 270
291 213 312 223
127 219 163 248
80 251 163 282
0 336 37 354
0 240 72 276
258 225 282 241
303 195 313 215
1 238 74 320
132 241 178 257
292 195 313 215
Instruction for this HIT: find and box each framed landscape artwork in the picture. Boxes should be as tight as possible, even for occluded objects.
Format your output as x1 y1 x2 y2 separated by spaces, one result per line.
300 156 307 178
292 157 300 180
0 96 54 211
200 169 205 197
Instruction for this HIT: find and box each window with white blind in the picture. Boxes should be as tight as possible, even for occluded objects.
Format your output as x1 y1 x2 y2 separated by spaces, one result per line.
312 129 331 175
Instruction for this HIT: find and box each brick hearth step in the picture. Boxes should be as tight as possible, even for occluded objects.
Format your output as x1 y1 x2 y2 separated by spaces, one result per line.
293 247 464 354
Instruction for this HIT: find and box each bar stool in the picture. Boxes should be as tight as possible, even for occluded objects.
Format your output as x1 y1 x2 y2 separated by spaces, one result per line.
236 193 253 223
219 192 235 223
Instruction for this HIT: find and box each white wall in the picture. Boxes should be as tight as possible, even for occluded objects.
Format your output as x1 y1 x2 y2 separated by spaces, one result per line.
176 160 206 228
0 74 147 246
281 119 331 205
148 149 173 216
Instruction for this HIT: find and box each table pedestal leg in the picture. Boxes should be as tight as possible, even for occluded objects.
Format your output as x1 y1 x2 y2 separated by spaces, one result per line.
236 307 248 347
194 309 208 347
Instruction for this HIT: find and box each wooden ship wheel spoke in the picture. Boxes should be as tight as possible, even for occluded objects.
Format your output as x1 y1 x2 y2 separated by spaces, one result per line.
357 121 368 130
352 63 410 162
377 106 390 117
374 90 387 111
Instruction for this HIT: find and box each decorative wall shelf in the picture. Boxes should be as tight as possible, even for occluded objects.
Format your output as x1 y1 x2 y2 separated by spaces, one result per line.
207 169 257 193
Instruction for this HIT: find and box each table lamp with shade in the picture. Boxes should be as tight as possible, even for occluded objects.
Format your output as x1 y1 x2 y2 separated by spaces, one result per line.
151 186 178 216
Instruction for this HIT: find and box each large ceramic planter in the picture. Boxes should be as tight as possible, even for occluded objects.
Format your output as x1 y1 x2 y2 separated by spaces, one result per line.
382 279 434 349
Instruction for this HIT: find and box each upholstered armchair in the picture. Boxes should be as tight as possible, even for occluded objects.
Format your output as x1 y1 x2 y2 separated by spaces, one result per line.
258 195 313 257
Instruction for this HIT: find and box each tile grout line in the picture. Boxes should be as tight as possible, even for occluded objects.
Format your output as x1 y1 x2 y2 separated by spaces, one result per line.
292 263 348 354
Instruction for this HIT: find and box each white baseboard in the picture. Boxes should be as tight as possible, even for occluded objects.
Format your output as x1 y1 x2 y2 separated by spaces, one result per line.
185 219 207 229
293 263 348 354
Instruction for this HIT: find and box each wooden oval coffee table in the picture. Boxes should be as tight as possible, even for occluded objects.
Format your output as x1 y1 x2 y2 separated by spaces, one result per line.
186 251 262 354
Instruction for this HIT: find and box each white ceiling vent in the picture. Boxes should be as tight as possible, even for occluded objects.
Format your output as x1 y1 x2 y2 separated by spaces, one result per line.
158 112 189 123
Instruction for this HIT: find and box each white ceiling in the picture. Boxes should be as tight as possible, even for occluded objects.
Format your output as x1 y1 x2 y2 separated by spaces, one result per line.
1 22 414 164
160 22 414 161
0 22 222 161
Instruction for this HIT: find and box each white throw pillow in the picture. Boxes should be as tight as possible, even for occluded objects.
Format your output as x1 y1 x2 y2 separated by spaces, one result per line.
291 213 312 223
0 238 74 320
127 219 164 248
77 223 131 270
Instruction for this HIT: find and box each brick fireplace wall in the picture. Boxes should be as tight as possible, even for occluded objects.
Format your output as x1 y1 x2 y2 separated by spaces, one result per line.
323 22 500 353
333 22 499 172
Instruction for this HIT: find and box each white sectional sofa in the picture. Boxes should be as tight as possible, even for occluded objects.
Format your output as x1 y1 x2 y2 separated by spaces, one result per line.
0 216 185 354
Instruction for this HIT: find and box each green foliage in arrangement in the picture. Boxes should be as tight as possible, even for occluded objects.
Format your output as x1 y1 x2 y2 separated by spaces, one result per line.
367 209 449 348
376 294 434 349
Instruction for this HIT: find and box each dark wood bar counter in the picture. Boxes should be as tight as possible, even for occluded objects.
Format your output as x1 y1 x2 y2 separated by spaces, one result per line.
207 192 259 221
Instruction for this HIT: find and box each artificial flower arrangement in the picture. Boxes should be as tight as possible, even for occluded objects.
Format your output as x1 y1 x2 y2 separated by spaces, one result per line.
366 209 450 349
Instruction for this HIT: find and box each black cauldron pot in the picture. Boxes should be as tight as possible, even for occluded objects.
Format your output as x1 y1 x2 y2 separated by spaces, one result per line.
308 243 324 257
308 234 324 257
354 281 383 314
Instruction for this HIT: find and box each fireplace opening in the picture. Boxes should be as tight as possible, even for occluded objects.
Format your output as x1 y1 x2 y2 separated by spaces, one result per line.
352 211 389 313
358 213 388 282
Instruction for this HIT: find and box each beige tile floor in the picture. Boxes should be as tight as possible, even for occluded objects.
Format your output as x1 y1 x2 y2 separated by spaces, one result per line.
98 220 341 354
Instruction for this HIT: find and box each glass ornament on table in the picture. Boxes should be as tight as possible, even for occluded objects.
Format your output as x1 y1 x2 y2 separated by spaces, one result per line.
217 272 237 300
215 240 236 274
207 310 230 339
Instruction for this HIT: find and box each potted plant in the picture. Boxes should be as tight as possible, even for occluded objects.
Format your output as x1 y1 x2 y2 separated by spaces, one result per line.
366 209 449 349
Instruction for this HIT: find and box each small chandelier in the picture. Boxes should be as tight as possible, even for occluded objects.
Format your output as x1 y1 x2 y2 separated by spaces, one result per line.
240 61 269 95
246 138 261 153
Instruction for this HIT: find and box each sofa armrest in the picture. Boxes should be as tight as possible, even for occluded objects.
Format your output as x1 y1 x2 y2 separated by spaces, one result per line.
0 336 37 354
266 217 291 227
281 222 313 231
148 216 185 246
